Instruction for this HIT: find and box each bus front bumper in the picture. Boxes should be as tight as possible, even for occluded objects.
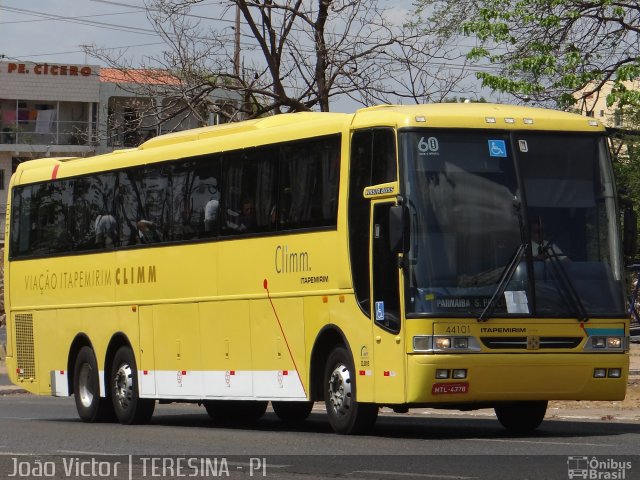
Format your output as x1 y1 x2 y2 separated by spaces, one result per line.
406 352 628 405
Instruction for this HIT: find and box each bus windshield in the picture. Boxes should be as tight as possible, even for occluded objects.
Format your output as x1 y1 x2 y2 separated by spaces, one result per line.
401 130 625 318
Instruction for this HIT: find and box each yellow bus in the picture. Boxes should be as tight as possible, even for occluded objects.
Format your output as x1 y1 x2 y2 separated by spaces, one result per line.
4 104 633 434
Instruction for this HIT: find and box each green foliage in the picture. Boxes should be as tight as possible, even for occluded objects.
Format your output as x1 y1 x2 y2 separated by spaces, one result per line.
609 105 640 236
442 96 488 103
427 0 640 109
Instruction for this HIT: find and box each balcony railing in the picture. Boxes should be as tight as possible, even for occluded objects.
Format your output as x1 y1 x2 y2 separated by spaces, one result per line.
0 120 96 146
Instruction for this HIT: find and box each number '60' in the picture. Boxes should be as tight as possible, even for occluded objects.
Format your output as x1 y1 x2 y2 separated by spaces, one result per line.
418 136 439 153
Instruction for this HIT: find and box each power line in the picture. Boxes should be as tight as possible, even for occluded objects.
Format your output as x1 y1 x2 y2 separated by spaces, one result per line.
0 6 159 36
0 9 140 25
4 43 166 60
0 3 502 75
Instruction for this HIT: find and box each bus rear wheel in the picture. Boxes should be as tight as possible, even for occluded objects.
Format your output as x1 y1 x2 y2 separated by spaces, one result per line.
203 400 268 422
110 346 155 425
272 401 314 423
324 346 378 434
494 401 548 433
73 346 114 422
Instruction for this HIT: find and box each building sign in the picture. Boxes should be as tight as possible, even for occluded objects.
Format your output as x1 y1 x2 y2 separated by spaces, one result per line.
0 61 100 102
6 63 93 77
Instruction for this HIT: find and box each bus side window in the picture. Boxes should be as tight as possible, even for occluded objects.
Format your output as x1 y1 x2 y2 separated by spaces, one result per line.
278 137 340 230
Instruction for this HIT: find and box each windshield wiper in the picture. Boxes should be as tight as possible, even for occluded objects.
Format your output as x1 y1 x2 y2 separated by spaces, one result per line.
478 243 528 322
543 244 589 322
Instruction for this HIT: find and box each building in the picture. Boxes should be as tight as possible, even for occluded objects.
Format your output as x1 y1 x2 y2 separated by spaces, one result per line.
0 60 239 243
576 79 640 128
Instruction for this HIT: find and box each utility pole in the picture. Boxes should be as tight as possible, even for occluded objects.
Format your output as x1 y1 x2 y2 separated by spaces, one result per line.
234 2 248 119
234 4 241 77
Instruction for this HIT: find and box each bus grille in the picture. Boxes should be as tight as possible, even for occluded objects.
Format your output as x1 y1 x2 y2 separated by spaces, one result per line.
15 314 36 380
480 336 582 350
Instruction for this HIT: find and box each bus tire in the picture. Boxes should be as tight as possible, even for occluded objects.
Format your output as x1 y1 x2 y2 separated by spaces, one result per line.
73 346 114 423
110 346 155 425
203 400 268 421
324 346 378 434
272 401 314 423
495 401 547 433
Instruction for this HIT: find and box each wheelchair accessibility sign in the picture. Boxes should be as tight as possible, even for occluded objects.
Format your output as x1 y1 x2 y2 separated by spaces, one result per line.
488 139 507 157
375 301 385 321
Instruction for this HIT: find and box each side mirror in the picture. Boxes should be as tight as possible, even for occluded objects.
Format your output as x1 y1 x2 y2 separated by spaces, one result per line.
389 204 410 255
623 205 638 258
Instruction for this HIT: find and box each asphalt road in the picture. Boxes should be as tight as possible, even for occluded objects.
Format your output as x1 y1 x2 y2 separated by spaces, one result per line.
0 395 638 480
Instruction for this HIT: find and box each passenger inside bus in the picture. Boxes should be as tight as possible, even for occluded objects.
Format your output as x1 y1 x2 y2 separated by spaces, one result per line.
136 219 162 243
95 214 117 248
227 198 256 232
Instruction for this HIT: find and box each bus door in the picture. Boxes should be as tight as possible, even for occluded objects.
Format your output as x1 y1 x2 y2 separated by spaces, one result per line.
371 201 406 404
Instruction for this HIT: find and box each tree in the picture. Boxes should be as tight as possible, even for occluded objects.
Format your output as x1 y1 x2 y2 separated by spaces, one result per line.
86 0 472 127
609 106 640 219
417 0 640 111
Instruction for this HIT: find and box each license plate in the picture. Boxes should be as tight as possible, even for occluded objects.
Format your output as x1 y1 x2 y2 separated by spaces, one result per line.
431 382 469 395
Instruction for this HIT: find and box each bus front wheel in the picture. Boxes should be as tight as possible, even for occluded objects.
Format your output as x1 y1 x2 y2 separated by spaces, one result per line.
494 401 548 433
73 346 114 422
324 346 378 434
110 346 155 425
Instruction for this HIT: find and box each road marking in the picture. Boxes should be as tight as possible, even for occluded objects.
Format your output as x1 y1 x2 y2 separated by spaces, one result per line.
464 438 615 447
352 471 476 479
57 450 117 456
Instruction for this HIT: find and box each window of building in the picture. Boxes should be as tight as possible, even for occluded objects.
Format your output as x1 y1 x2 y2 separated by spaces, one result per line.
614 109 623 127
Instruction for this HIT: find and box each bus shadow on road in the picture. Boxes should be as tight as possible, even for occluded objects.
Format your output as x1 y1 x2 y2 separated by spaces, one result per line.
139 409 640 440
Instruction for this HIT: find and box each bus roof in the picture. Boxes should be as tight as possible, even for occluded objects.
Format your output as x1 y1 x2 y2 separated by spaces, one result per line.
12 104 604 185
351 103 606 132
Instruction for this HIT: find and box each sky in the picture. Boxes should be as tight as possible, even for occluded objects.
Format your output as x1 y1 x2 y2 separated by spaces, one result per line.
0 0 188 66
0 0 496 110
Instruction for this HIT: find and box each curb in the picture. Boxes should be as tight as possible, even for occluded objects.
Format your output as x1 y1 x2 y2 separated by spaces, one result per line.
0 386 27 396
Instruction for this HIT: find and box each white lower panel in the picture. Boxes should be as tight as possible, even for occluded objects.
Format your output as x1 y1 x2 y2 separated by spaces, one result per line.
203 370 254 398
50 370 69 397
253 370 306 399
137 370 306 401
153 370 205 398
139 369 156 397
99 370 105 397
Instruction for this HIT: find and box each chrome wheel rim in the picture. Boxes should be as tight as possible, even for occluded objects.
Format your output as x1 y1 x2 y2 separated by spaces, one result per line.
328 364 352 416
78 363 94 408
113 362 133 410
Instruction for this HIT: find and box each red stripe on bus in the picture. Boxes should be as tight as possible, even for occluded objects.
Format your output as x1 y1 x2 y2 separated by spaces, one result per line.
51 164 60 179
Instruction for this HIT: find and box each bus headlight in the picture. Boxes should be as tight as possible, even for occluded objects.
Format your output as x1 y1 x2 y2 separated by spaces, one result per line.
584 336 626 352
453 337 469 349
413 335 480 353
607 337 622 349
413 336 432 352
608 368 622 378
